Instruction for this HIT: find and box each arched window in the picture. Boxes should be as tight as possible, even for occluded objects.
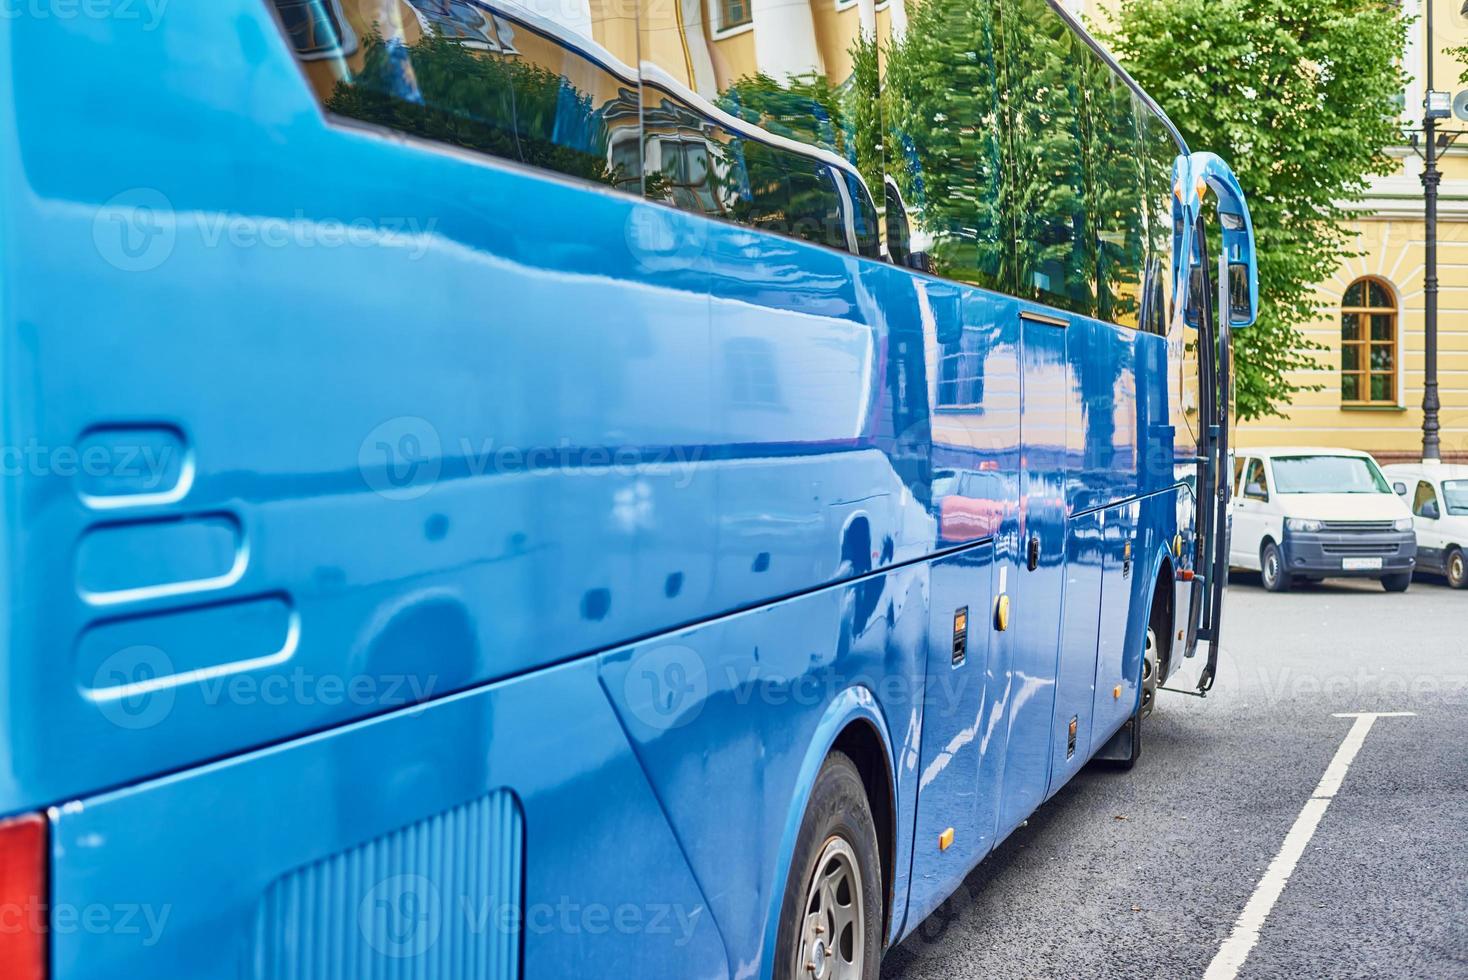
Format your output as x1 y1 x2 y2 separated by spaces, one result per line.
1341 277 1396 405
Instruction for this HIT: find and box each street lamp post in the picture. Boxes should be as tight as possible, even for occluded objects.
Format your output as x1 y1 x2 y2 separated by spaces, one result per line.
1422 2 1449 464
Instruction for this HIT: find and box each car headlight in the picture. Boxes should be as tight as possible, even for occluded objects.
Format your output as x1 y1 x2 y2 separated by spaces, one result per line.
1395 517 1415 532
1286 518 1325 533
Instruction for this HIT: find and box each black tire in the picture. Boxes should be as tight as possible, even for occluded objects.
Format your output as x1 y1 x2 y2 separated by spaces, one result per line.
1261 541 1292 593
1381 572 1412 593
1446 547 1466 590
775 751 883 980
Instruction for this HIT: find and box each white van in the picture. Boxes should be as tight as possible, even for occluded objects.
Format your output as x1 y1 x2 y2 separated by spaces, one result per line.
1230 448 1417 592
1382 463 1468 589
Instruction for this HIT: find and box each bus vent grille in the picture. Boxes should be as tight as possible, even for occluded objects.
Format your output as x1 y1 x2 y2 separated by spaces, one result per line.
252 790 523 980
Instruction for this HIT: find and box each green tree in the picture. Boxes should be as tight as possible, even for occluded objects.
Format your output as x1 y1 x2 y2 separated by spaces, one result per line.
1101 0 1408 420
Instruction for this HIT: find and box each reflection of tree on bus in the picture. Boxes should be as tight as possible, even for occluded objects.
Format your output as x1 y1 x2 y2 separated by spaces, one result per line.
297 0 884 259
880 0 1009 289
331 29 629 185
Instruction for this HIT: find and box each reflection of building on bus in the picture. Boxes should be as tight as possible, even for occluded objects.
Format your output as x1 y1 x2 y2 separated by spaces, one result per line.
270 0 883 256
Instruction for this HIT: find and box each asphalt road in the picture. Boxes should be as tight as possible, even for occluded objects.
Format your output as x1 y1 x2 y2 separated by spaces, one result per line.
881 572 1468 980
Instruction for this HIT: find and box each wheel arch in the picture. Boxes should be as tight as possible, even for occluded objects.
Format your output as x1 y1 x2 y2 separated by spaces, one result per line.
761 687 899 973
1147 550 1175 681
831 717 896 946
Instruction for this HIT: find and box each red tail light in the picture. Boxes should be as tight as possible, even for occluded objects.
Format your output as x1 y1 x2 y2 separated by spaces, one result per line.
0 813 47 980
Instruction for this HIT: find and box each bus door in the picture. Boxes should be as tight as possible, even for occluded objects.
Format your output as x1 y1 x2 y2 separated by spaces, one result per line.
1184 153 1258 692
907 544 997 925
997 306 1070 833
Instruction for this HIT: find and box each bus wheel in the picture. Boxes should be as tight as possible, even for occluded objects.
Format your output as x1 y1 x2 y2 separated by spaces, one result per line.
776 751 882 980
1140 626 1159 719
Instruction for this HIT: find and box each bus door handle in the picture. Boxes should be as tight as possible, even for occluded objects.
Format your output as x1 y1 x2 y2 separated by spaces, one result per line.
1027 535 1040 572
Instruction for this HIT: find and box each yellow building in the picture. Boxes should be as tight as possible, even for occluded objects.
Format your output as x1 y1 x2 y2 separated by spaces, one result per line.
1237 0 1468 464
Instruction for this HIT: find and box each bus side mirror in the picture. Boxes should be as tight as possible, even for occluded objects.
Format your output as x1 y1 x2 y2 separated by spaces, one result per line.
1184 265 1205 329
1188 152 1258 328
1228 263 1251 323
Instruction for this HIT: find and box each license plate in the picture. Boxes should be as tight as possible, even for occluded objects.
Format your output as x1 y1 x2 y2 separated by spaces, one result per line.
1342 557 1383 571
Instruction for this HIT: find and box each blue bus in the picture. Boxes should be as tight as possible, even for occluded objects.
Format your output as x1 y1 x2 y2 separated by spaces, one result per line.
0 0 1257 977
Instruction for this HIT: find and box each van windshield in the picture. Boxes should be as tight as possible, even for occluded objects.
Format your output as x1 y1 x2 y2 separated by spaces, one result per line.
1444 480 1468 515
1270 455 1391 494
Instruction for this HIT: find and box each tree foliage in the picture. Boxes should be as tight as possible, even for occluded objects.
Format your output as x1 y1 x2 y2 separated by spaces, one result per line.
1101 0 1408 420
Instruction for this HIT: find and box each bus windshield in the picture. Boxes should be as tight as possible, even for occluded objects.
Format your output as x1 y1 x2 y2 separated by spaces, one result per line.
1271 455 1391 494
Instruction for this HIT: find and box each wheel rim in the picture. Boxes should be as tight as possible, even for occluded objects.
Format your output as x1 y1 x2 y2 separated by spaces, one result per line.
1141 627 1158 718
1263 548 1278 587
1452 552 1465 587
795 836 864 980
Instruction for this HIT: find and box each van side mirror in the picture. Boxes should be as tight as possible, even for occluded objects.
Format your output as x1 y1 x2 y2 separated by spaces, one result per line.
1393 481 1408 496
1245 481 1267 500
1423 500 1440 521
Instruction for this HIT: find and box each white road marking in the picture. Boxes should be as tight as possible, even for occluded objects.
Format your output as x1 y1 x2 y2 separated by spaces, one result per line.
1201 711 1416 980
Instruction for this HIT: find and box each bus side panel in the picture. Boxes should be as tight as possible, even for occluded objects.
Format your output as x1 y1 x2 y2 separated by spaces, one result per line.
597 561 928 977
49 659 730 980
1046 509 1103 797
904 543 999 930
994 307 1069 838
1066 318 1140 514
1090 498 1146 752
0 1 940 816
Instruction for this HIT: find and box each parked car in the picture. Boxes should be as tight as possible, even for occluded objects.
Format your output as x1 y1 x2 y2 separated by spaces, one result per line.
1383 463 1468 589
1230 448 1417 592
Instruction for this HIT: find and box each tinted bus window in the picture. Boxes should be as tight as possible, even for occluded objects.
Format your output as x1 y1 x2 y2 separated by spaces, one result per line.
1089 66 1146 329
1141 106 1183 336
1003 0 1092 316
637 0 883 257
881 0 1009 289
270 0 643 189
